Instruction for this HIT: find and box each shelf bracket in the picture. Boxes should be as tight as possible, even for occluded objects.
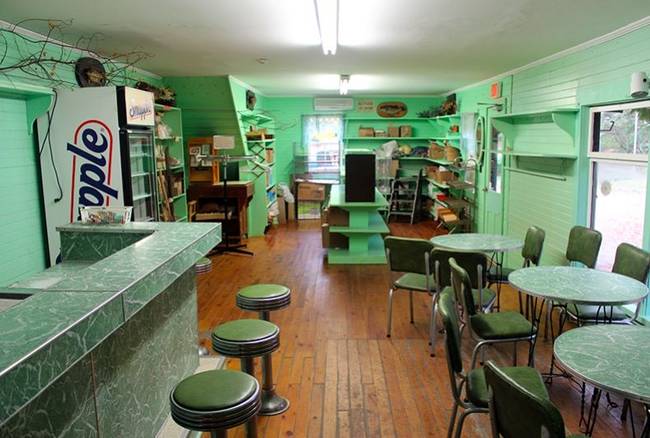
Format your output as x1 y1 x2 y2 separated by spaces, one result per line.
552 111 577 139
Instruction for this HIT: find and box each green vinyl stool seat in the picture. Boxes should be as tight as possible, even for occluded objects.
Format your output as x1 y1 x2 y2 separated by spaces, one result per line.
170 369 261 438
212 319 280 357
236 284 292 416
236 284 291 312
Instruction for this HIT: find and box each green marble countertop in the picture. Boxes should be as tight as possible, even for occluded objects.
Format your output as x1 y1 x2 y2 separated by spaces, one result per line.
508 266 648 305
430 233 523 253
554 325 650 403
0 222 221 426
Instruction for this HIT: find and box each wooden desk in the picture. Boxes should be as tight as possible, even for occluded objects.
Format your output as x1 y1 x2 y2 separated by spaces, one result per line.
188 181 254 241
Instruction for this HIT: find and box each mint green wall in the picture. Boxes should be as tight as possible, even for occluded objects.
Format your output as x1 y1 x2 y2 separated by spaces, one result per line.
0 29 160 286
228 77 273 236
457 24 650 271
263 96 444 185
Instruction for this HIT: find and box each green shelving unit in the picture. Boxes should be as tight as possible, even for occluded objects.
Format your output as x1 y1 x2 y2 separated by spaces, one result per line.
154 104 188 222
325 185 389 264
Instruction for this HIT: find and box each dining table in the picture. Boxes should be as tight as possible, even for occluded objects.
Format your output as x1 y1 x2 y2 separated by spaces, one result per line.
555 325 650 437
431 233 524 310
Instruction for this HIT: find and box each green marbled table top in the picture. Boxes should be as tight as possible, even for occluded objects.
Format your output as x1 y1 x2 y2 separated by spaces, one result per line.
430 233 523 253
554 325 650 403
0 221 220 425
508 266 648 305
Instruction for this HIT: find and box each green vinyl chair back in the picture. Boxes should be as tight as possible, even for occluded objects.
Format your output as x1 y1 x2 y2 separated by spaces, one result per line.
484 361 566 438
521 226 546 267
385 236 435 275
612 243 650 283
431 249 487 291
449 257 479 318
438 291 464 376
565 226 602 268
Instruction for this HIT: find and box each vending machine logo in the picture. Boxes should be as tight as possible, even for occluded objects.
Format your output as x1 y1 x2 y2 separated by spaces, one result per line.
67 119 119 221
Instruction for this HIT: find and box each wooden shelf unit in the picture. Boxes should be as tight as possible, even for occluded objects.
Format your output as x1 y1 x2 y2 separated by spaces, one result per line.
154 103 188 222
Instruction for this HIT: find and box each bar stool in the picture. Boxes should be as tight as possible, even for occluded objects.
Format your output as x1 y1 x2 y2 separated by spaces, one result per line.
236 284 291 415
212 319 281 421
170 369 261 438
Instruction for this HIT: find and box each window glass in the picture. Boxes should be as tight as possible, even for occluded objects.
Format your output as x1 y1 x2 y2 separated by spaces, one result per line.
590 161 647 270
592 106 650 157
589 101 650 271
300 115 343 178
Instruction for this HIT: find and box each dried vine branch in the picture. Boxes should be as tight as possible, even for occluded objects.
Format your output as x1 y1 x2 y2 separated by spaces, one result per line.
0 18 151 87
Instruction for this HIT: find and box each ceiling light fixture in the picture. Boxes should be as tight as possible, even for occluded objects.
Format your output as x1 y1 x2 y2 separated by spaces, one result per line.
339 74 350 95
314 0 339 55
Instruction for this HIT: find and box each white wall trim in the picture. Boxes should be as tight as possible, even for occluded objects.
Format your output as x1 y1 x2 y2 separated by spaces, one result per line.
448 16 650 95
0 19 162 80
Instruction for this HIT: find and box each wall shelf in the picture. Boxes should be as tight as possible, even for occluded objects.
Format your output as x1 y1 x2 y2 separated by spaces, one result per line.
0 79 54 133
506 152 577 160
399 156 453 166
344 136 430 141
344 117 434 122
491 107 579 139
240 112 273 124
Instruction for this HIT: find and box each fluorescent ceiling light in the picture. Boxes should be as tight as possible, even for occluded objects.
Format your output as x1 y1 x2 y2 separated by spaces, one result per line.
339 75 350 95
314 0 339 55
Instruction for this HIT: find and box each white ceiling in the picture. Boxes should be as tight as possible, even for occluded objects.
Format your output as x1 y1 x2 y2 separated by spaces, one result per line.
2 1 650 95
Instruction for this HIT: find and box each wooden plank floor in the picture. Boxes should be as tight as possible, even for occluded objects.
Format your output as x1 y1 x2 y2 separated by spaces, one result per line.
196 219 643 437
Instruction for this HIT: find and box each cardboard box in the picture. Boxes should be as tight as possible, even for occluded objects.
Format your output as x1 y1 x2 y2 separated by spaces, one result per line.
429 142 445 159
387 126 400 137
328 207 349 226
265 148 274 163
359 127 375 137
298 182 326 201
321 224 349 249
390 159 399 177
399 125 413 137
435 168 456 183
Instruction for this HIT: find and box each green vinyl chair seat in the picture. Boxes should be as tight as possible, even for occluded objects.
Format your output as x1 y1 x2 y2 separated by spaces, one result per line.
441 286 496 312
467 365 548 408
394 273 436 292
566 303 627 321
173 370 258 411
470 311 536 340
486 266 514 283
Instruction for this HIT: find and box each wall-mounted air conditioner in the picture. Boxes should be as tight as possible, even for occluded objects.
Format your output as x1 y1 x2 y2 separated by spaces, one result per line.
314 97 353 111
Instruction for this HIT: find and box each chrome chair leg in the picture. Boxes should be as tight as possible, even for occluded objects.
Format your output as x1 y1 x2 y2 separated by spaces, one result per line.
386 288 394 337
447 400 459 438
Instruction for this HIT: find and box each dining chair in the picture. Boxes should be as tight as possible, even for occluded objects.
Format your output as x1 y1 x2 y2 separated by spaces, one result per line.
429 248 496 356
487 226 546 314
547 225 603 339
450 258 537 368
385 236 435 339
484 361 587 438
566 242 650 325
439 293 546 438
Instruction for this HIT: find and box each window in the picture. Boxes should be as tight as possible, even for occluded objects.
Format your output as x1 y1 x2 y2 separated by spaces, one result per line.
300 115 343 180
588 101 650 270
488 128 504 193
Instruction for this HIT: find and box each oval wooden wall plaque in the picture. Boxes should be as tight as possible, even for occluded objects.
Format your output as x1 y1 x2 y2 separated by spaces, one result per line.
377 101 408 118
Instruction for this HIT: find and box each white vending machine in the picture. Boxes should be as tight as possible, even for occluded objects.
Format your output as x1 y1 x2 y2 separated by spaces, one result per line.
38 86 158 265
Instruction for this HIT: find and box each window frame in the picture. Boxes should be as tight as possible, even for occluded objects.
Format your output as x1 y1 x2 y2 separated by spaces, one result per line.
587 100 650 227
